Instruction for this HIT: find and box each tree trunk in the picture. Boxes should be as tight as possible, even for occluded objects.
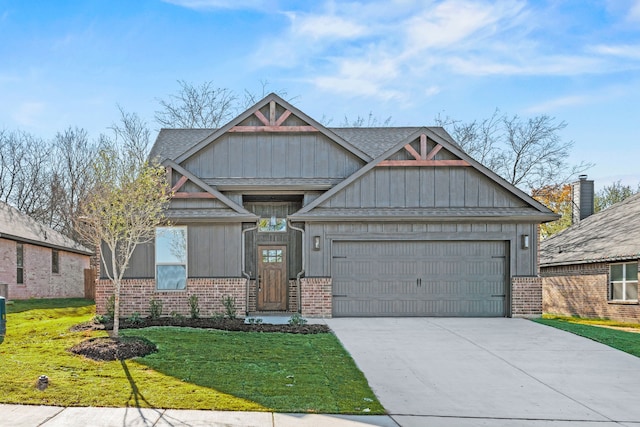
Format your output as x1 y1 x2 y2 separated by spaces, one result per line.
112 281 120 338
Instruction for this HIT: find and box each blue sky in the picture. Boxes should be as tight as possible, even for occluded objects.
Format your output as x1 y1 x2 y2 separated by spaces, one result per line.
1 0 639 190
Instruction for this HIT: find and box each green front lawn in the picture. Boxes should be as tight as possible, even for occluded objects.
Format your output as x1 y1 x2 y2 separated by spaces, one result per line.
534 315 640 358
0 299 383 414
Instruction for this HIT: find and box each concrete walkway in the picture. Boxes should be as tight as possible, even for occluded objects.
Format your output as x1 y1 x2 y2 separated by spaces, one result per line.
326 318 640 427
0 405 398 427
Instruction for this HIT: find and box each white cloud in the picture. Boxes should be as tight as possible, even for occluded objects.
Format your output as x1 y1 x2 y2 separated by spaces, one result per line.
629 0 640 22
447 54 607 76
424 86 441 97
310 54 404 100
286 12 367 40
161 0 266 10
525 95 591 114
249 0 640 102
404 0 525 53
589 44 640 60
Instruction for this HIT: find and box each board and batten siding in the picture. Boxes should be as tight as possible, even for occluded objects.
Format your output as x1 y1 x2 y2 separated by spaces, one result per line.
181 132 364 180
243 202 303 279
305 222 538 278
322 167 525 209
108 223 242 280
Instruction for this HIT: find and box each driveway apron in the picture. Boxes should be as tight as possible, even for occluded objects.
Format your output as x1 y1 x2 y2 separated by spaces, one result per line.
327 318 640 424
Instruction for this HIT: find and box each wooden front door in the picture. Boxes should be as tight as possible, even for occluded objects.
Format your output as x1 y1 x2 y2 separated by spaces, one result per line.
258 245 287 311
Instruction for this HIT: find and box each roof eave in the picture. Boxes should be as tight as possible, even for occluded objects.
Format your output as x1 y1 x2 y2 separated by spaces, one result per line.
0 233 93 256
289 214 559 223
541 254 640 268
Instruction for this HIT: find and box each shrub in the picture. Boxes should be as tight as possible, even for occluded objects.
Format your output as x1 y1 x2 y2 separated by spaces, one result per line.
149 299 163 319
189 295 200 319
170 311 184 319
127 312 142 324
222 296 237 320
288 313 307 326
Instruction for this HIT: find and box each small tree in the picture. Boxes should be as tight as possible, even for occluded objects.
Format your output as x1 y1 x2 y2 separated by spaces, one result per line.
532 184 572 238
77 148 170 337
595 181 640 212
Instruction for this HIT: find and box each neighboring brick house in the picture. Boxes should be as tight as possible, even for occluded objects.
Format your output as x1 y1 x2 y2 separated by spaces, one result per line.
97 93 558 319
0 201 92 300
540 177 640 322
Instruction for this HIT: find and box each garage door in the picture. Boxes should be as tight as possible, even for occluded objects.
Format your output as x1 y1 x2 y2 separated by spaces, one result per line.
332 241 507 317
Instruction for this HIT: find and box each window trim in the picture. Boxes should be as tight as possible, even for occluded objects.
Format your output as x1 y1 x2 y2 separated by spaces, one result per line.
155 226 188 291
16 243 24 284
609 262 638 302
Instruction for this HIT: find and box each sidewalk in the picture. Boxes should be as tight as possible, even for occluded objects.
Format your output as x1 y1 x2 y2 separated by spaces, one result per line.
0 404 399 427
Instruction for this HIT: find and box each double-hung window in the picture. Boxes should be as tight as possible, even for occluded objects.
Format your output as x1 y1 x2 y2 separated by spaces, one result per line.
52 250 59 274
609 262 638 302
155 226 187 290
16 243 24 284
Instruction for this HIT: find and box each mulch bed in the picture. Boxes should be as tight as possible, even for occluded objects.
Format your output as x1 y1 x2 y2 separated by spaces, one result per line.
69 317 331 361
73 317 331 334
70 336 157 361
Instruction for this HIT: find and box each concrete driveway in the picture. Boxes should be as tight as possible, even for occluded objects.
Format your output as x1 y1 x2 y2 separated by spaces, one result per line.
326 318 640 427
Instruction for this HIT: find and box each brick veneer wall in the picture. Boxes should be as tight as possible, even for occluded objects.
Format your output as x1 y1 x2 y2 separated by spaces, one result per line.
96 278 247 317
300 277 332 317
246 279 299 313
0 238 89 299
541 262 640 323
511 276 543 317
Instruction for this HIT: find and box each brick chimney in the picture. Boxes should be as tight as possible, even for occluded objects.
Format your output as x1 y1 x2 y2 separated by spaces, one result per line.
571 175 594 224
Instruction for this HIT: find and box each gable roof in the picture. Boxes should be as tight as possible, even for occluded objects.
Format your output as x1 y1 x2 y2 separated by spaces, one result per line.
292 127 557 221
0 201 92 255
163 160 258 222
150 126 460 166
171 93 372 164
540 192 640 267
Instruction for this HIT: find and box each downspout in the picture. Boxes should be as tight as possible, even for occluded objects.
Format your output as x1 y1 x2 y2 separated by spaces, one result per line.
288 220 305 313
242 221 259 316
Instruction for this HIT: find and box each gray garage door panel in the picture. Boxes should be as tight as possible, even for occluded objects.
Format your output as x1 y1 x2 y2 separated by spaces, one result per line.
332 241 507 317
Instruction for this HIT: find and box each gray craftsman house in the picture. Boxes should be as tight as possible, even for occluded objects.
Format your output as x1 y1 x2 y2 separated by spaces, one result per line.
541 177 640 322
95 93 557 318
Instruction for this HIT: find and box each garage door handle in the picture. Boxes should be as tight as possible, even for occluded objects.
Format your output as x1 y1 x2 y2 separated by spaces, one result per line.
417 278 422 287
491 294 506 298
333 294 347 297
332 256 347 259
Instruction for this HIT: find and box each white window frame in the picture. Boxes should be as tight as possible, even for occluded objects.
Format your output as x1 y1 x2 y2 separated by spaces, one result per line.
155 226 188 291
609 262 638 302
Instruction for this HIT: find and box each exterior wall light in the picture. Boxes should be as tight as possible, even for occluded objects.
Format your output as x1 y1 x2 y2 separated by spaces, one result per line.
522 234 530 249
313 236 321 251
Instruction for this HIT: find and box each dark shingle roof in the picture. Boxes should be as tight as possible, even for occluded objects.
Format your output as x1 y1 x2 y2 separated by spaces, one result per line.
149 127 459 163
540 192 640 267
0 201 92 255
149 129 215 163
329 127 422 158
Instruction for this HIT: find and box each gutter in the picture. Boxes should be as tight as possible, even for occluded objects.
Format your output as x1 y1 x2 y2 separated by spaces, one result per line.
287 220 305 313
241 221 259 316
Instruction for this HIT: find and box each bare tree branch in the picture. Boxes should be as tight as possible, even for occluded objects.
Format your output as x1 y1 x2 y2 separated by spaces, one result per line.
155 80 238 128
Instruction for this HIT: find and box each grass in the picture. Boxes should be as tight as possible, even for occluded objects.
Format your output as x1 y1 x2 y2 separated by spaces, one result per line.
534 315 640 358
0 298 383 414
